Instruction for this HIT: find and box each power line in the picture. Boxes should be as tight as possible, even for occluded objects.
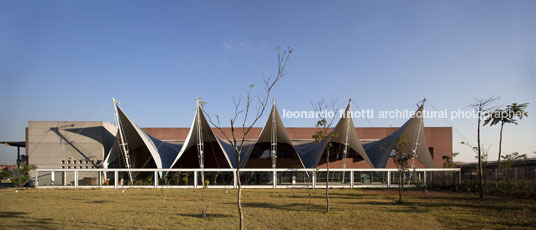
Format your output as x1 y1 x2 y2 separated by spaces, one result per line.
350 99 375 127
425 100 474 147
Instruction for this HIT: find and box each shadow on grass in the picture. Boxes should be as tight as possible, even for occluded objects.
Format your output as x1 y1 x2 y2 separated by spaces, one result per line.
413 195 485 201
351 198 536 214
240 202 325 212
285 192 366 200
84 200 111 204
178 213 232 219
330 192 366 199
0 211 26 218
431 208 535 229
0 211 54 229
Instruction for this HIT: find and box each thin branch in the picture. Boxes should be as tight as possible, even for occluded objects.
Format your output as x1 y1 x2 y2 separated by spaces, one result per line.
205 47 293 151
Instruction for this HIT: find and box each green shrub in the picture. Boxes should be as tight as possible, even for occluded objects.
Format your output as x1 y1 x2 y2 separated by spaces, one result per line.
9 162 37 188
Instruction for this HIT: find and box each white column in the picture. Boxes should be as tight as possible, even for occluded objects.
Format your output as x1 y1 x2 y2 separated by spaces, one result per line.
114 170 118 189
423 171 427 190
350 171 354 189
312 171 316 189
51 171 55 185
63 171 67 186
273 170 277 189
35 170 38 187
74 170 78 188
233 170 237 189
154 171 158 188
194 171 198 189
387 171 391 188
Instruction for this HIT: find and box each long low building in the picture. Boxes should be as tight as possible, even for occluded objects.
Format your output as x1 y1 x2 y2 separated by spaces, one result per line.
25 101 452 174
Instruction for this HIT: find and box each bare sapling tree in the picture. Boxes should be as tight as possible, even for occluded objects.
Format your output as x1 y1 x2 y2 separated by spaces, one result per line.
390 137 410 203
312 99 338 212
469 96 499 199
307 167 319 205
206 47 293 229
162 171 183 208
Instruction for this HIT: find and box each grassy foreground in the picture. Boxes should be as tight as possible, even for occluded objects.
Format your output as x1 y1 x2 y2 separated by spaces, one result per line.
1 188 535 229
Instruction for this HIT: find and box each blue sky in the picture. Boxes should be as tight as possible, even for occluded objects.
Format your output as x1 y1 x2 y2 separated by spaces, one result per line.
0 0 534 164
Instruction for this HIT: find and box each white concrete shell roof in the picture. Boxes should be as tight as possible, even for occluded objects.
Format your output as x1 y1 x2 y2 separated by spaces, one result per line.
103 99 437 170
169 102 235 168
363 104 436 168
103 104 180 176
240 103 306 168
330 102 374 167
296 101 374 168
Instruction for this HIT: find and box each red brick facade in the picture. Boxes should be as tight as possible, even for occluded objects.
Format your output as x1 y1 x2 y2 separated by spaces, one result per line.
142 127 452 168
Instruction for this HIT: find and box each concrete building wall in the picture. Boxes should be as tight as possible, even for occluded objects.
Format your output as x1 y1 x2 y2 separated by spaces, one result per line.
27 121 117 169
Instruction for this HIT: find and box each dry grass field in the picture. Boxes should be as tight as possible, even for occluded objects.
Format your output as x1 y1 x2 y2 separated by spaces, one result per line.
1 188 535 229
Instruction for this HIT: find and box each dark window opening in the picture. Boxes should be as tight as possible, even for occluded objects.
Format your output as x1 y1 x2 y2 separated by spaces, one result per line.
245 142 302 168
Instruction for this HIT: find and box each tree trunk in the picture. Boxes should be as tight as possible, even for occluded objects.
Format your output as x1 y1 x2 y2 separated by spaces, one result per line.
308 185 313 204
237 168 243 230
398 170 402 203
202 170 206 216
496 122 504 188
308 170 313 204
326 149 330 212
477 116 484 199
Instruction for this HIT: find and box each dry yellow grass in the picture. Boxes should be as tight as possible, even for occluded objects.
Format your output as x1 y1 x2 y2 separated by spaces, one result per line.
0 188 535 229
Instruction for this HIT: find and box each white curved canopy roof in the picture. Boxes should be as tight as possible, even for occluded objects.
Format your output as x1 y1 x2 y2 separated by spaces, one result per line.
103 104 180 177
240 103 306 168
364 104 436 168
170 102 235 168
